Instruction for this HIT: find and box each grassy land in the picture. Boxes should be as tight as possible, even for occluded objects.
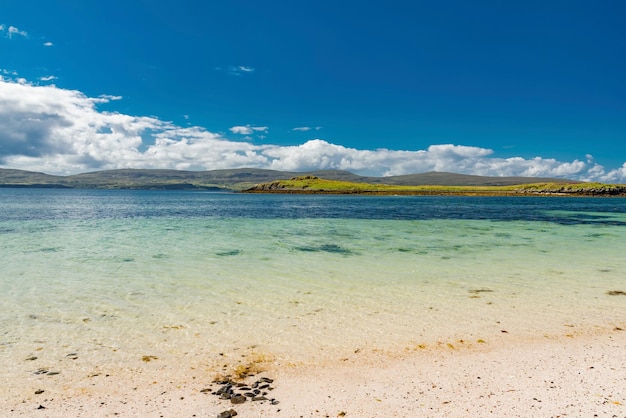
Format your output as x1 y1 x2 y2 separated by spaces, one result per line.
245 176 626 196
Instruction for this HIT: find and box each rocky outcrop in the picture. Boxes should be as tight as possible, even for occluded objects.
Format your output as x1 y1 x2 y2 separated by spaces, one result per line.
514 185 626 196
248 181 289 191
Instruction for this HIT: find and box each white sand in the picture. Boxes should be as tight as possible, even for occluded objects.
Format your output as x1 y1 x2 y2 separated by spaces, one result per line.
3 330 625 417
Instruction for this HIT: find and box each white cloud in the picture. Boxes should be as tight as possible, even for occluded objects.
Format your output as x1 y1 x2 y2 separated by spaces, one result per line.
229 125 268 135
40 75 57 82
579 161 626 184
216 65 256 76
230 126 253 135
1 24 28 38
0 78 624 182
1 69 19 77
43 41 54 47
7 25 27 38
229 66 254 76
95 94 123 102
292 126 322 132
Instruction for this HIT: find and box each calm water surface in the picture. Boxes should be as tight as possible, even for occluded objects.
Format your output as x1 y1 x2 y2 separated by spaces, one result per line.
1 189 625 373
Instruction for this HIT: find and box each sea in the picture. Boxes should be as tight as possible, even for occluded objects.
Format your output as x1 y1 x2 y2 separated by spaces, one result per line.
1 188 625 376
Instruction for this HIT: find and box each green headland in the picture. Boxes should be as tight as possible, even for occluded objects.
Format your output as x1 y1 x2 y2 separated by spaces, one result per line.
245 175 626 196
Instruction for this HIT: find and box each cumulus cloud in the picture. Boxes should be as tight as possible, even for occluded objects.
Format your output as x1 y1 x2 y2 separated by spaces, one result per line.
0 78 624 182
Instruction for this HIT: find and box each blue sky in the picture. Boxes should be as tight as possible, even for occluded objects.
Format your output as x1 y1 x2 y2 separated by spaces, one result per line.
1 0 625 181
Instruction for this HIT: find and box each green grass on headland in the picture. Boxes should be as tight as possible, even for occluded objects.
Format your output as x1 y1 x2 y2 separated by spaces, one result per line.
245 176 626 196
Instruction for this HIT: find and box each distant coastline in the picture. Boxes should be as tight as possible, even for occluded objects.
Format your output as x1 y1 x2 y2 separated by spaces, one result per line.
1 167 625 196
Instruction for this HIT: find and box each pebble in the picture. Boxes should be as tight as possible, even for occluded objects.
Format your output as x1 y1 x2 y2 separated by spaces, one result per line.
34 390 44 395
216 409 238 418
230 395 246 404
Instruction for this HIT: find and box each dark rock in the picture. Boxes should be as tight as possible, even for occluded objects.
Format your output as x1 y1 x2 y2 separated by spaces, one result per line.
260 377 273 383
217 409 237 418
230 395 246 404
34 390 44 395
252 396 268 402
215 379 232 385
244 392 255 397
607 290 626 296
216 385 232 395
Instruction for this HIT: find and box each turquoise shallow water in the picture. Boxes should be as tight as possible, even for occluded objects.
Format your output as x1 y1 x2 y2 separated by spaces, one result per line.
1 189 625 373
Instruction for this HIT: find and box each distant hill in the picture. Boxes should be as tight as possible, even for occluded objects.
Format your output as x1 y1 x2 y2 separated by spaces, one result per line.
0 167 581 190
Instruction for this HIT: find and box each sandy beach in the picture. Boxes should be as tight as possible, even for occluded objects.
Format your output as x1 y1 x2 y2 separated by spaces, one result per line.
3 330 625 417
